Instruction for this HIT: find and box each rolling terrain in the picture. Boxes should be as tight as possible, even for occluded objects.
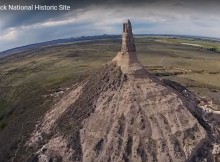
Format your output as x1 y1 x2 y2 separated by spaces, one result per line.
0 36 220 161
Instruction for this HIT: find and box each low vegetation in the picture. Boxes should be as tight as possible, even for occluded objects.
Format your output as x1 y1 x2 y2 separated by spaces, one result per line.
0 36 220 160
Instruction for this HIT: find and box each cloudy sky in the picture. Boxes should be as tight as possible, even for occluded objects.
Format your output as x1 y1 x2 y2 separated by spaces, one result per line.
0 0 220 52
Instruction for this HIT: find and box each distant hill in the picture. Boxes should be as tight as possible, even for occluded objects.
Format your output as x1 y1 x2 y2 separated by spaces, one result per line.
1 34 220 58
0 35 120 58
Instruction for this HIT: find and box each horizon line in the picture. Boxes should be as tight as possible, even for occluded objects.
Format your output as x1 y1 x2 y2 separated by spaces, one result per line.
0 33 220 55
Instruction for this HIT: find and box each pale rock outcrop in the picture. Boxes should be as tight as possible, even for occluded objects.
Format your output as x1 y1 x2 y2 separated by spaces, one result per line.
121 19 136 52
25 19 220 162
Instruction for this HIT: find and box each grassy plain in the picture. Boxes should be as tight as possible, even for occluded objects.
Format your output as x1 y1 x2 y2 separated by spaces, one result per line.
136 37 220 105
1 37 220 124
0 36 220 160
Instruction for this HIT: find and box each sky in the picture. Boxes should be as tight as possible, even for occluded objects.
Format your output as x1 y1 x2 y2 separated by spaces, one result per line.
0 0 220 52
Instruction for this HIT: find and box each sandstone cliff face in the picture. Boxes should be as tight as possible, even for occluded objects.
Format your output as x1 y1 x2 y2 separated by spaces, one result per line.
121 20 136 52
23 20 220 162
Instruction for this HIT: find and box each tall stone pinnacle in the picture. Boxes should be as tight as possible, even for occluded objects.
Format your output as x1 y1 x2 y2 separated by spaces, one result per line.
113 19 143 74
121 19 136 52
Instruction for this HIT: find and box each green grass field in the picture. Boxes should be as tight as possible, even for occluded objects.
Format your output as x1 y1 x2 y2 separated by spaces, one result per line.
1 37 220 119
0 36 220 160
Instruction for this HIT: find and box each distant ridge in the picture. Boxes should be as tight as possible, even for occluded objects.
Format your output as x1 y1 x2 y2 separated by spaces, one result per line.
1 34 220 58
0 35 120 58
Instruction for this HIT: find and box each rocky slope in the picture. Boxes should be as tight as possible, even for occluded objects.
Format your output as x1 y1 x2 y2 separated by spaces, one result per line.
15 20 220 162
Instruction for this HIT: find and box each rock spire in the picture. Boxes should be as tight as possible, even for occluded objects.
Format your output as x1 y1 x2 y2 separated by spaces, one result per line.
113 19 142 74
24 19 217 162
121 19 136 52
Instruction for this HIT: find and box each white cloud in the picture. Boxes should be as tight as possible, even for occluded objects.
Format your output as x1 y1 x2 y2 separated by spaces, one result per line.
1 4 220 52
0 29 17 41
